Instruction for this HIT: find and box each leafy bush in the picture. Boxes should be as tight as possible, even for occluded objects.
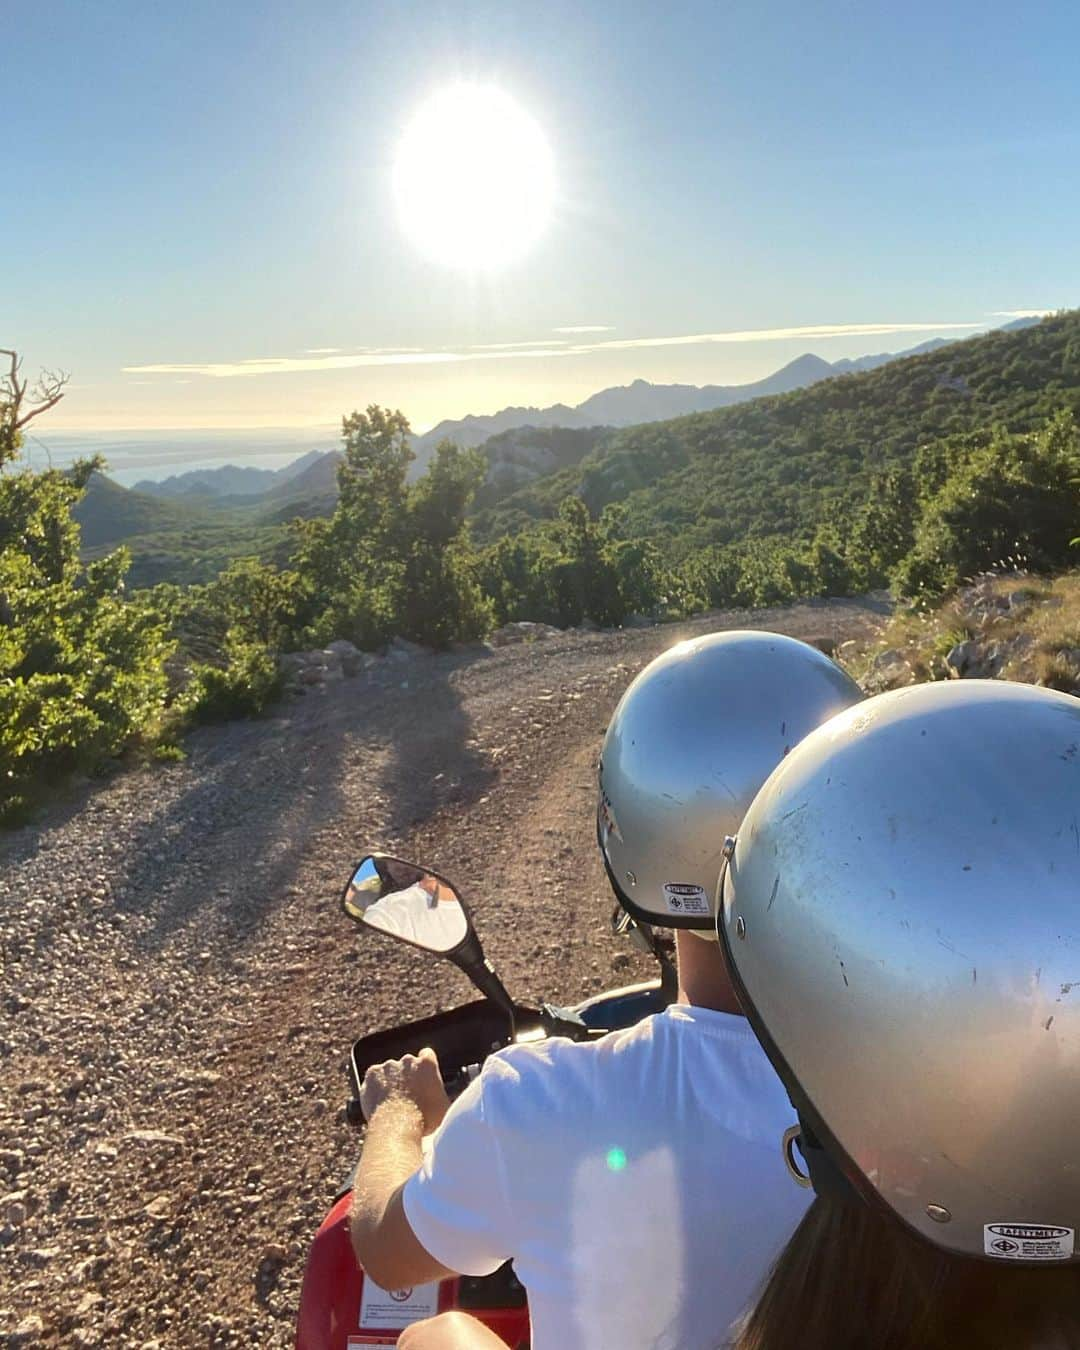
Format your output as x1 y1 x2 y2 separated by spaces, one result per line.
893 412 1080 600
0 461 174 823
181 633 283 724
200 556 305 650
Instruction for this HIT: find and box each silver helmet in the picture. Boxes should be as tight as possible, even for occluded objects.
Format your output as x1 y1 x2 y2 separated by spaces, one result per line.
598 630 863 930
719 679 1080 1264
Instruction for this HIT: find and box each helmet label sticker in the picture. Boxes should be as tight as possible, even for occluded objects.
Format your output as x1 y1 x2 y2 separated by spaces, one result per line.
984 1223 1074 1260
662 883 710 917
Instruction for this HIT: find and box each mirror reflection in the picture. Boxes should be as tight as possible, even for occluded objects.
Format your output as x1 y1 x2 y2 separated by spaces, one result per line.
343 854 469 953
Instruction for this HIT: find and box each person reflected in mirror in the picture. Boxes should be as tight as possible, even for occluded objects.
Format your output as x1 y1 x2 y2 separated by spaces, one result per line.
362 870 466 951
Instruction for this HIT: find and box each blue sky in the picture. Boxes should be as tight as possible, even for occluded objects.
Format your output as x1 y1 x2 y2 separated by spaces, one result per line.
5 0 1078 434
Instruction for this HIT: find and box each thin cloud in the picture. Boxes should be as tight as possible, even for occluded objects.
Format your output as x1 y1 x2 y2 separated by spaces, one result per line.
554 325 615 333
310 345 427 355
989 309 1054 318
125 319 986 380
128 352 476 378
469 339 570 350
588 321 985 353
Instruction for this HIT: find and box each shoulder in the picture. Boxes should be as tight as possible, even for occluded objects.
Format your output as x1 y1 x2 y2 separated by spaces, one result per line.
484 1014 663 1080
474 1017 662 1121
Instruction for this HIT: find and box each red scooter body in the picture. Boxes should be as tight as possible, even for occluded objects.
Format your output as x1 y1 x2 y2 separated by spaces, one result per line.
295 1193 529 1349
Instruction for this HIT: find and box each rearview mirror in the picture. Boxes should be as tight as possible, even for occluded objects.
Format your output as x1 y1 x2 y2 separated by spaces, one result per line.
343 855 470 954
342 853 517 1021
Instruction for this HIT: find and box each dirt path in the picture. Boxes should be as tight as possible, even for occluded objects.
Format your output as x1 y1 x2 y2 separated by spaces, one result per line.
0 597 886 1347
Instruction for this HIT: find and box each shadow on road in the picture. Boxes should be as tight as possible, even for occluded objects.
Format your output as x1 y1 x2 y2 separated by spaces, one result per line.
3 646 498 954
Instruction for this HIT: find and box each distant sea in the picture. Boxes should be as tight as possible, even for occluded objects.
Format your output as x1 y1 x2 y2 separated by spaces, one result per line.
18 427 340 487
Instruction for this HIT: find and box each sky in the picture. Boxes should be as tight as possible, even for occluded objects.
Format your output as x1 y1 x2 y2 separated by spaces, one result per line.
5 0 1079 450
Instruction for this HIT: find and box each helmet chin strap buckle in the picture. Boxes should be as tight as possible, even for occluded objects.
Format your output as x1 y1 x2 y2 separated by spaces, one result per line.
782 1125 813 1189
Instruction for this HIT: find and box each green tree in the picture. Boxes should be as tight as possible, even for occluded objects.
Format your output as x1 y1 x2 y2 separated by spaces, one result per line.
293 411 494 649
292 405 414 647
399 441 493 645
476 532 556 625
803 523 856 597
894 412 1080 600
846 467 916 587
551 498 624 627
1 352 174 821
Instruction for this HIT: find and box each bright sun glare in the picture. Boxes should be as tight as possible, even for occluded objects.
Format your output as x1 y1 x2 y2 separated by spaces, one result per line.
393 84 555 272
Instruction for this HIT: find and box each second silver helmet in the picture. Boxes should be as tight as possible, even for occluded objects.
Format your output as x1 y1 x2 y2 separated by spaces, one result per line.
598 630 863 929
719 679 1080 1262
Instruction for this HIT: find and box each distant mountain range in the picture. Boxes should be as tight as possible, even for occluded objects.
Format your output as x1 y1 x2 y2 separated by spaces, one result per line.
408 323 1037 463
468 311 1073 552
127 318 1042 505
411 352 838 459
134 448 327 500
73 313 1057 588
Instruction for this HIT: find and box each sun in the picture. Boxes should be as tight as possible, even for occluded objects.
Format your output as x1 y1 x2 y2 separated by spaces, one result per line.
393 84 555 272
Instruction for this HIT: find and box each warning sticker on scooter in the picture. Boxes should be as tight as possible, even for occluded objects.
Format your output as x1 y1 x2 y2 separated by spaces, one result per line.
984 1223 1074 1260
359 1277 440 1329
662 883 710 917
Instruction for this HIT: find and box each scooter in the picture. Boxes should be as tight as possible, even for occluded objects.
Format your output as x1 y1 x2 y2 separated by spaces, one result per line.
295 853 677 1349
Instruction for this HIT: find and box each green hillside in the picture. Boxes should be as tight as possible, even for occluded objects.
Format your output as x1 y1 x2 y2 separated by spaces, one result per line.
472 311 1080 550
73 471 211 547
74 471 295 586
472 425 610 511
81 521 292 588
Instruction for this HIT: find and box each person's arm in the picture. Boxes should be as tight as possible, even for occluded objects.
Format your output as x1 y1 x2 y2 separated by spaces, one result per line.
350 1049 456 1289
398 1312 508 1350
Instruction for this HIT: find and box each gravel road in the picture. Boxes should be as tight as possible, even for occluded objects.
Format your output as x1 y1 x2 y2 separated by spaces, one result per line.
0 597 887 1347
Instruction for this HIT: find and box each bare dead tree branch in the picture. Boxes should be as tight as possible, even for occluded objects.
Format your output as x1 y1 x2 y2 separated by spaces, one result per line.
20 372 69 430
1 348 69 464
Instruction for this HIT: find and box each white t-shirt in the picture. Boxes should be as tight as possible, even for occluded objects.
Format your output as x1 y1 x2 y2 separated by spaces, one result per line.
402 1004 809 1350
362 883 465 950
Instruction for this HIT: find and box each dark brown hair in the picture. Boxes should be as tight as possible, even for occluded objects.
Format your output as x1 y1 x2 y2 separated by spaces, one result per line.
734 1196 1080 1350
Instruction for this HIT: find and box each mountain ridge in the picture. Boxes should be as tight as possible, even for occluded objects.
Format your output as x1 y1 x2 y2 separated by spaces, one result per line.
132 329 1020 502
469 311 1074 550
133 447 328 501
413 321 1045 461
411 352 839 458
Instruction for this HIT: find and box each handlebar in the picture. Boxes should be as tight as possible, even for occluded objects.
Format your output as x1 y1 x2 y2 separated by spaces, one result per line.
343 998 614 1126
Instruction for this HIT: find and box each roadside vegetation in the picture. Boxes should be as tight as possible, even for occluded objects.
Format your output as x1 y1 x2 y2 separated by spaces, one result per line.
841 571 1080 692
5 311 1080 823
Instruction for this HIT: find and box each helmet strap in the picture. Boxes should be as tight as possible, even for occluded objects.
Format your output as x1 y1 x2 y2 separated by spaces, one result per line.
796 1112 864 1207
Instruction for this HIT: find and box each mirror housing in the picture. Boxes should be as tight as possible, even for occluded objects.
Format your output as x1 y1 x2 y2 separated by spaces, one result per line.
343 855 470 953
342 854 516 1022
